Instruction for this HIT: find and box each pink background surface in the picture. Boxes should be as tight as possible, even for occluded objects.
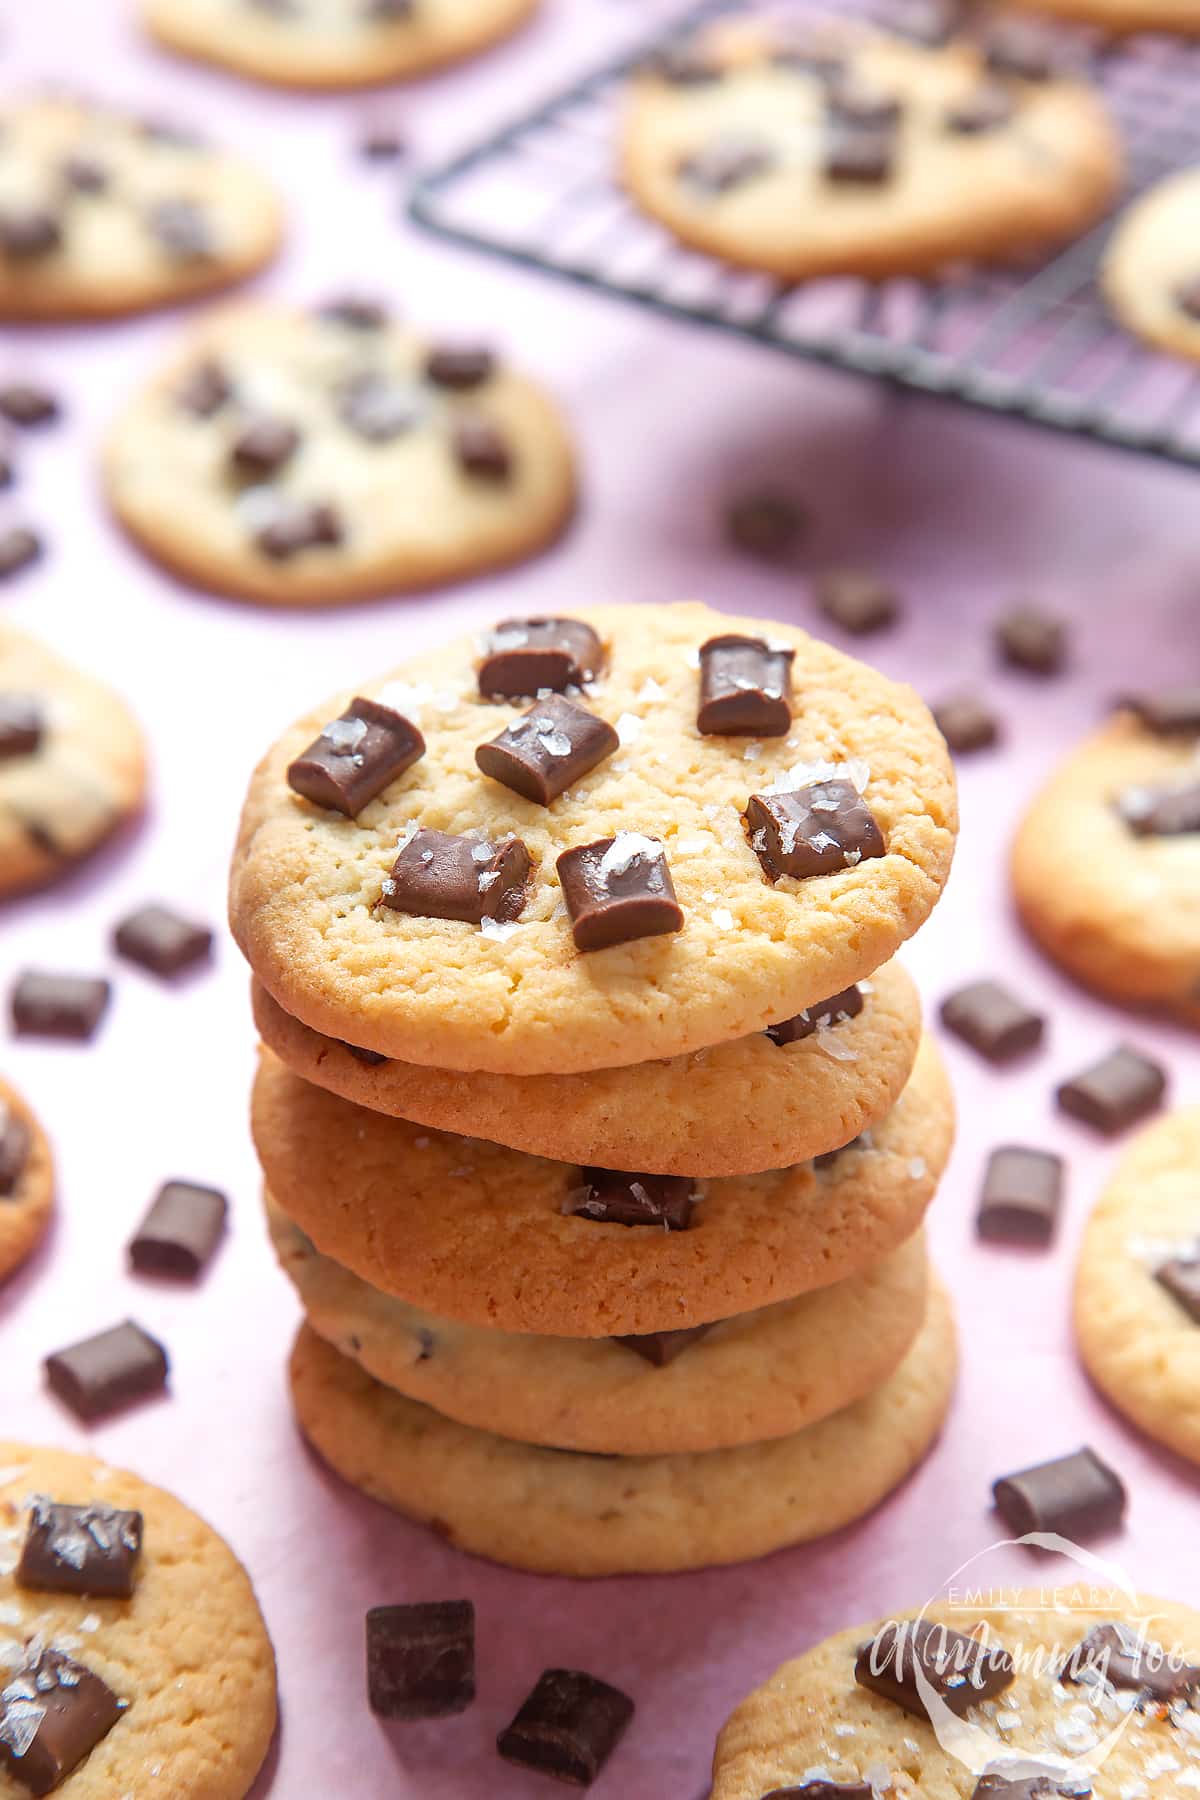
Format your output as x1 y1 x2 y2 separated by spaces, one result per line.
3 3 1200 1795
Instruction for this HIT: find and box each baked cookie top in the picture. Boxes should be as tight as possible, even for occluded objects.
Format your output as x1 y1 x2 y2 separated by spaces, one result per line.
143 0 541 90
252 1034 954 1335
712 1591 1200 1799
622 17 1122 280
1015 0 1200 35
0 95 281 320
104 301 576 607
0 1077 53 1284
1012 702 1200 1017
1104 169 1200 364
0 625 146 898
0 1442 276 1799
1076 1105 1200 1466
231 602 956 1073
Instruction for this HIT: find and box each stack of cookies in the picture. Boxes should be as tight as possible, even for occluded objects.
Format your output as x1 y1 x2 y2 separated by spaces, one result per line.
230 600 960 1575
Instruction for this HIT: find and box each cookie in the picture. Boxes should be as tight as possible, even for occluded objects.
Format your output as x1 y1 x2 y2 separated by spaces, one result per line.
251 957 922 1177
1012 707 1200 1020
0 1078 53 1284
253 1033 953 1336
0 1442 276 1797
270 1199 930 1453
105 302 575 608
0 96 281 321
1076 1106 1200 1466
621 19 1121 282
1104 169 1200 362
0 626 147 898
143 0 540 90
230 602 957 1072
711 1590 1200 1799
288 1278 955 1576
1016 0 1200 34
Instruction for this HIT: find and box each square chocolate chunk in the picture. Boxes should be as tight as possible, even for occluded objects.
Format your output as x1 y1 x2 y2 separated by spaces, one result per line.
977 1146 1064 1245
1117 779 1200 838
995 604 1066 674
382 828 531 926
972 1777 1090 1799
567 1169 697 1231
497 1669 634 1787
814 569 899 636
766 985 863 1047
697 635 794 737
0 1646 124 1796
763 1785 873 1800
478 618 604 699
113 904 213 978
992 1446 1125 1539
823 120 895 184
475 695 618 805
611 1324 711 1365
1060 1621 1200 1705
746 779 885 882
0 1104 31 1196
1056 1046 1166 1135
17 1498 144 1599
933 693 1000 754
1156 1247 1200 1323
287 697 424 819
11 972 111 1042
453 414 512 481
557 834 683 952
855 1618 1014 1719
129 1180 228 1280
366 1599 475 1719
940 980 1045 1063
44 1320 169 1423
1122 687 1200 735
0 695 43 761
679 132 775 195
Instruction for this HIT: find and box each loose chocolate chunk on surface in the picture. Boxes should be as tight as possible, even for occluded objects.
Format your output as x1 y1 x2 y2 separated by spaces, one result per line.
855 1618 1015 1719
452 414 512 480
1117 778 1200 838
497 1668 634 1787
11 972 111 1042
1156 1247 1200 1323
358 125 407 163
1174 278 1200 323
146 196 212 259
0 207 62 260
978 1146 1063 1245
0 1105 31 1196
317 296 388 330
823 121 895 184
745 778 885 882
766 985 863 1047
0 1645 124 1795
725 491 805 561
1121 686 1200 735
287 697 424 818
0 695 43 761
557 833 683 952
255 501 342 560
612 1324 711 1365
424 346 495 390
44 1320 168 1423
478 617 604 699
815 569 899 636
475 695 618 806
568 1169 697 1231
993 1446 1125 1538
129 1180 227 1279
17 1497 143 1599
113 904 213 978
995 604 1066 674
231 416 301 479
697 634 794 737
61 154 109 195
680 132 775 194
382 827 531 926
176 357 232 418
366 1599 475 1719
972 1777 1091 1799
0 529 43 583
0 384 59 428
945 81 1016 135
1060 1621 1200 1703
933 692 1000 753
940 979 1045 1063
1056 1046 1166 1135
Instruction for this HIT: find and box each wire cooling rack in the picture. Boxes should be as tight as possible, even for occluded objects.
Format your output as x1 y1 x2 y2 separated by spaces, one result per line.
410 0 1200 467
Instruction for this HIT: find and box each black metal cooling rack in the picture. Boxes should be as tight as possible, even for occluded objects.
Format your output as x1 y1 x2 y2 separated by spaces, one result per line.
409 0 1200 468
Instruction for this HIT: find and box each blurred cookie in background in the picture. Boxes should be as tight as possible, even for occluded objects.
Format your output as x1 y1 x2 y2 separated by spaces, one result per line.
0 1076 53 1283
1104 169 1200 362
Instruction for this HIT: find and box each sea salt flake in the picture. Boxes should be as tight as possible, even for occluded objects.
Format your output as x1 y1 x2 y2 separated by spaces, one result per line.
712 908 735 930
742 741 761 760
909 1157 927 1180
616 712 643 747
637 677 663 702
598 833 663 881
480 918 521 942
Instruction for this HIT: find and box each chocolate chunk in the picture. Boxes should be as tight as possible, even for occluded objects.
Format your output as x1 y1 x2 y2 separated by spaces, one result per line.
766 985 863 1047
725 491 805 561
177 358 232 418
567 1169 696 1231
769 34 846 80
0 1645 124 1795
497 1669 634 1786
113 904 213 977
994 604 1066 673
643 41 722 84
475 695 617 806
745 779 885 882
359 125 407 163
366 1599 475 1719
939 979 1045 1063
978 1146 1064 1245
0 527 44 582
815 569 899 636
288 697 424 818
680 132 774 194
382 827 531 925
945 81 1016 134
993 1446 1126 1538
424 346 495 390
1117 778 1200 837
11 972 111 1042
895 0 961 44
823 121 895 184
129 1180 227 1279
0 447 13 491
1122 686 1200 735
557 833 683 952
1155 1248 1200 1322
231 416 301 479
1060 1621 1200 1704
343 1041 389 1067
1174 278 1200 323
0 695 43 761
254 501 342 560
972 1778 1090 1800
452 414 512 480
0 384 59 428
1056 1045 1166 1135
138 116 205 149
855 1619 1014 1719
983 19 1055 80
146 196 212 259
0 208 62 260
933 693 1000 753
827 83 903 129
44 1320 168 1422
338 373 425 443
479 617 604 699
17 1498 143 1599
0 1105 31 1196
814 1134 861 1171
317 297 388 329
697 634 794 737
763 1786 872 1800
612 1324 711 1365
61 154 109 194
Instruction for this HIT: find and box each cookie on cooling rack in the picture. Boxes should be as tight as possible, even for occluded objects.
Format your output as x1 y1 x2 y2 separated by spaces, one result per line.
1104 168 1200 361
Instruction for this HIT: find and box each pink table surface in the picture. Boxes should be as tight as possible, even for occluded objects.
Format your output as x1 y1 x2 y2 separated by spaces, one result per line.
3 4 1200 1796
